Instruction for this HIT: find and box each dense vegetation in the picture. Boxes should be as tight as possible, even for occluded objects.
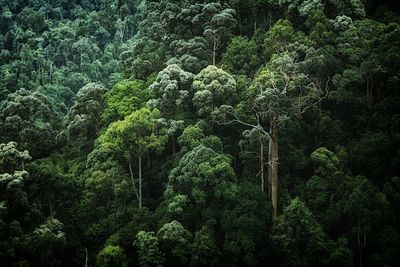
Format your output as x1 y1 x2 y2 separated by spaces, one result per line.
1 0 399 266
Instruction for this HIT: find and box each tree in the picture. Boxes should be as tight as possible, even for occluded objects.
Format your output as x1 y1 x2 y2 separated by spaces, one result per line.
278 0 324 17
99 107 167 208
330 0 366 18
96 245 127 267
263 19 310 61
148 64 194 118
28 218 66 266
168 37 210 74
120 37 165 80
0 89 60 158
0 142 31 227
221 182 270 266
334 19 384 109
0 142 31 173
221 36 263 77
214 51 327 217
192 65 237 117
272 198 329 267
157 220 192 266
0 142 34 265
237 128 269 192
190 226 218 267
164 143 237 231
305 147 347 229
193 2 237 65
62 83 107 147
343 176 389 267
134 231 164 267
102 79 149 125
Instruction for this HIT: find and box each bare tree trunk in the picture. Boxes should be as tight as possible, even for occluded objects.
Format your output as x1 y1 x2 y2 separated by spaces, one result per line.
260 141 265 192
138 155 142 209
212 39 217 66
128 159 140 207
269 122 279 218
85 248 88 267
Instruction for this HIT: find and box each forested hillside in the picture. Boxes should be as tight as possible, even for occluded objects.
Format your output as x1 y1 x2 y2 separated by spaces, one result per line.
1 0 399 266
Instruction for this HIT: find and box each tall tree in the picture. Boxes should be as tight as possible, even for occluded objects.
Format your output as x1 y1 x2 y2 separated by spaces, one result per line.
99 107 167 208
193 2 236 65
215 51 327 217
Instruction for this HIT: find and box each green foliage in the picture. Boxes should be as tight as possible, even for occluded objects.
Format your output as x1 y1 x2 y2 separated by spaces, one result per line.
272 198 329 267
221 182 271 266
192 65 237 117
148 64 194 118
168 37 210 74
279 0 324 17
100 107 167 160
120 37 166 80
0 89 60 157
103 80 149 125
248 51 324 126
221 36 263 77
193 2 237 64
96 245 127 267
62 83 107 146
134 231 164 267
164 144 237 234
178 125 206 149
157 220 192 265
263 19 310 60
28 218 66 265
311 147 341 175
0 1 399 267
190 226 218 267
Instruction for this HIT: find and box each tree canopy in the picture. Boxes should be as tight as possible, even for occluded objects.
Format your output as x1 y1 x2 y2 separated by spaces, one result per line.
0 0 399 266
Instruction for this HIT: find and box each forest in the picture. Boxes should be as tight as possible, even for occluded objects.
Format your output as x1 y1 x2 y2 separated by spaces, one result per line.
0 0 399 266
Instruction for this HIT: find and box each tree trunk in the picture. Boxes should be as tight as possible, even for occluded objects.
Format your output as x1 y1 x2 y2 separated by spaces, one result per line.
172 135 176 156
357 216 367 267
212 39 217 66
269 121 279 218
85 248 88 267
128 158 140 207
260 141 265 192
48 195 54 216
366 74 373 109
138 155 142 209
236 5 242 35
146 149 151 169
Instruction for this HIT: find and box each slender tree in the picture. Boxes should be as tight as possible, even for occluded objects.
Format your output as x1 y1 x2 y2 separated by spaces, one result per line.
99 107 167 208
